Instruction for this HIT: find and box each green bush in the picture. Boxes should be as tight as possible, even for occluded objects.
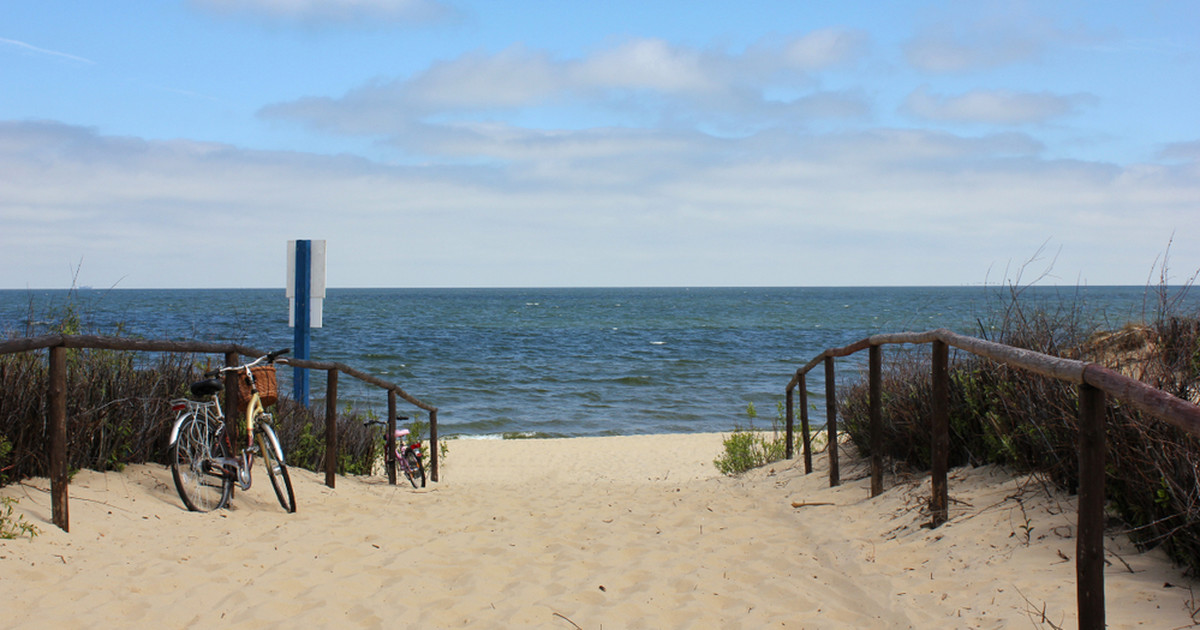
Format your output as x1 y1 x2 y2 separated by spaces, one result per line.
0 496 39 540
714 402 797 475
271 400 379 476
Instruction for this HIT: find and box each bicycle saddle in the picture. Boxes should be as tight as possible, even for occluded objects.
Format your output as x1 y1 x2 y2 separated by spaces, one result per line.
190 378 225 397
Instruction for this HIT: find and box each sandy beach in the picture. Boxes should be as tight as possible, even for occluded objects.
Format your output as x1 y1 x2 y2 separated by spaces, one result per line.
2 433 1197 629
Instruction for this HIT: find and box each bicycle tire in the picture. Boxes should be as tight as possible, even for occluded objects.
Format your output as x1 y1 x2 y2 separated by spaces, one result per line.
403 450 426 488
258 422 296 513
171 414 232 512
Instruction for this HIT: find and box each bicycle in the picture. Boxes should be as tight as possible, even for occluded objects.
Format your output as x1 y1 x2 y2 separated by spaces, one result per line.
364 416 426 488
168 349 296 513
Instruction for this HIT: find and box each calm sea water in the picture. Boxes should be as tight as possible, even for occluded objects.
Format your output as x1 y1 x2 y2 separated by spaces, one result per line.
0 286 1185 437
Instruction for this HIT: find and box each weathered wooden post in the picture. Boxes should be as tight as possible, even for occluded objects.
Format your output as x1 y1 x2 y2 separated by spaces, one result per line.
386 390 398 485
869 344 883 497
785 384 795 460
1077 383 1106 630
430 408 439 482
824 355 839 487
48 344 68 532
224 351 239 442
800 372 812 474
930 340 949 528
324 369 338 488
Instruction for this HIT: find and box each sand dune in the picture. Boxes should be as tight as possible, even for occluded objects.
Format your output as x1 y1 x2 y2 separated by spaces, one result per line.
2 433 1196 628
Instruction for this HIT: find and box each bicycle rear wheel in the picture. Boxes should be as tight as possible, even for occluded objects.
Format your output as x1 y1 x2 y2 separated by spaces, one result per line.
402 450 426 488
171 414 232 512
258 423 296 513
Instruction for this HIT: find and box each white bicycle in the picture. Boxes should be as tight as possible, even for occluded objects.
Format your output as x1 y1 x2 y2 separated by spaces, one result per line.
168 349 295 513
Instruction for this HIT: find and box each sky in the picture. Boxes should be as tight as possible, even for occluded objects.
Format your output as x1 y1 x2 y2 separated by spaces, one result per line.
2 0 1198 289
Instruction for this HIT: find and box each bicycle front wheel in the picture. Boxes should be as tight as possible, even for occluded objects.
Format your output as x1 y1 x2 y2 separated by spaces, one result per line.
258 423 296 513
403 450 426 488
171 414 232 512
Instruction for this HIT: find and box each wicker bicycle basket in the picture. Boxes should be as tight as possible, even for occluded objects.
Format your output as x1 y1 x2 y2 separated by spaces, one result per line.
237 365 278 408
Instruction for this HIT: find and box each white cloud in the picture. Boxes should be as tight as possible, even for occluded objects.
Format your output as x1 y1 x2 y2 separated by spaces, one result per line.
779 28 870 70
3 120 1196 289
409 46 563 108
904 29 1043 73
902 86 1095 125
1160 140 1200 162
573 39 718 93
259 31 878 153
902 3 1093 73
787 90 872 120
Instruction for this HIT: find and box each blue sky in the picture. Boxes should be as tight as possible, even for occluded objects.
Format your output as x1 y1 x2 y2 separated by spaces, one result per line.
2 0 1198 289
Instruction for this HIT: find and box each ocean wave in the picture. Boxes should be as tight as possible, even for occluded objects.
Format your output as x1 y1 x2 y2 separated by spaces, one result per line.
611 375 654 386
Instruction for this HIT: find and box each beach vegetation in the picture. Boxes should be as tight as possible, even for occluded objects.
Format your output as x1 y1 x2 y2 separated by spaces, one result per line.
714 401 798 475
839 258 1200 574
0 435 12 483
264 400 378 476
403 413 446 469
0 496 39 540
0 342 197 480
0 296 397 487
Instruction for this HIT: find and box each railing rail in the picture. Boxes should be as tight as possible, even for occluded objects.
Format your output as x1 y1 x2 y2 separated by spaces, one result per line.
785 327 1200 630
0 334 440 532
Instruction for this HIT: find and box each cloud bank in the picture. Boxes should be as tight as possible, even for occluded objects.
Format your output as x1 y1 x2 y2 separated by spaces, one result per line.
3 118 1195 289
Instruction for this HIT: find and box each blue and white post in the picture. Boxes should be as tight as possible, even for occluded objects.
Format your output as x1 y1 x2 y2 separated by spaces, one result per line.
287 239 326 407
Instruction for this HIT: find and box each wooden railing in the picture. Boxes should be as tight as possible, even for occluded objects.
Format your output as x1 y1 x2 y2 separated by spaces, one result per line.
0 334 439 532
785 327 1200 630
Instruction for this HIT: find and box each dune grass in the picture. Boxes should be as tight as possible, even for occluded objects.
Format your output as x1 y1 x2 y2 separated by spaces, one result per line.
838 277 1200 574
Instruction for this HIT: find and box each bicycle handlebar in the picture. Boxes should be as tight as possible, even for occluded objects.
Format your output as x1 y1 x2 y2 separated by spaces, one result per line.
363 415 410 427
203 349 291 378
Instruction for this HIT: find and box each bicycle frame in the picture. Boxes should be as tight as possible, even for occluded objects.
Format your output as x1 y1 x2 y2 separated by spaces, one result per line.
394 429 423 471
364 418 425 487
232 387 289 490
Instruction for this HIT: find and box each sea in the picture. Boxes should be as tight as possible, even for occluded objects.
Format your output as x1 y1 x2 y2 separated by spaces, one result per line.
0 286 1189 438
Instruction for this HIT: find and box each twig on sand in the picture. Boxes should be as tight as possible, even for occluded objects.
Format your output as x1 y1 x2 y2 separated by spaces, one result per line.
1015 586 1065 629
791 501 834 508
553 612 583 629
1106 547 1136 574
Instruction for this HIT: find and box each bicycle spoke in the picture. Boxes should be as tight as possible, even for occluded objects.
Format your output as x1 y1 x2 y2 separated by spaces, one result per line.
171 415 232 512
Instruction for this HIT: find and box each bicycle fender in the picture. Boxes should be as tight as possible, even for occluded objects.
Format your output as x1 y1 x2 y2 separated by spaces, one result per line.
259 423 287 463
167 412 194 445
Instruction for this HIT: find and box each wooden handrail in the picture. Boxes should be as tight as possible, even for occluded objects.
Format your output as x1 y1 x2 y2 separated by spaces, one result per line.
0 334 440 530
785 327 1200 630
787 328 1199 429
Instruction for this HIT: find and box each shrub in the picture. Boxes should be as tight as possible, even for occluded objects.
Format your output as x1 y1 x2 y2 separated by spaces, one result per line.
0 344 382 487
271 399 379 476
715 402 797 475
0 346 196 481
1 286 401 486
840 279 1200 574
